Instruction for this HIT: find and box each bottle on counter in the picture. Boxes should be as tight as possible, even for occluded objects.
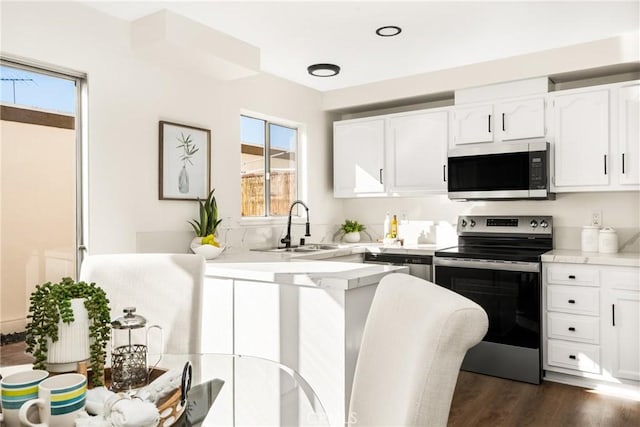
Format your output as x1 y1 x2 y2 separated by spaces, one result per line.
384 212 390 239
390 214 398 238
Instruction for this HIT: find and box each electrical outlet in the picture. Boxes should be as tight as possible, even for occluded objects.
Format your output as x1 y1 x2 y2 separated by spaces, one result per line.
591 211 602 227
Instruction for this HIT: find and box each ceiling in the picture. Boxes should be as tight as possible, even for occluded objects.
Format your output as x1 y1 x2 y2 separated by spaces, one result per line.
83 1 639 92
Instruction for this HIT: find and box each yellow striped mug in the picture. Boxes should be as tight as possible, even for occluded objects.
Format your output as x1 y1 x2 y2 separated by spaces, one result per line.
0 369 49 427
19 373 86 427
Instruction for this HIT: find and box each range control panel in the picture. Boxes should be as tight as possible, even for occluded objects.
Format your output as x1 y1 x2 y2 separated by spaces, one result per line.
457 215 553 236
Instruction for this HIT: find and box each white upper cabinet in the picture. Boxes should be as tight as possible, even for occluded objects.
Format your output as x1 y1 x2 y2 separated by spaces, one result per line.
333 109 451 198
551 89 610 188
549 80 640 192
618 84 640 186
453 96 546 146
497 97 546 141
333 118 385 197
386 110 449 193
453 104 493 145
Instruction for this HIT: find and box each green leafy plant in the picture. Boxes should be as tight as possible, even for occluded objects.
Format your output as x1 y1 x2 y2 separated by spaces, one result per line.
25 277 111 386
177 132 199 167
188 188 223 237
340 219 366 233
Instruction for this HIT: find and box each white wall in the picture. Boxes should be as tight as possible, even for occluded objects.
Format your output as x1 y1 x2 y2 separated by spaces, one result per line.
1 1 343 256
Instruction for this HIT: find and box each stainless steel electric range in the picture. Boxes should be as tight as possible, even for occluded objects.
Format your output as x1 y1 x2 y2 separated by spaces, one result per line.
433 215 553 384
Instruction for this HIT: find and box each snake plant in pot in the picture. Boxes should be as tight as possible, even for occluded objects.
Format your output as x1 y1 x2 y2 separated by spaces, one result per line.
25 277 111 386
188 188 224 259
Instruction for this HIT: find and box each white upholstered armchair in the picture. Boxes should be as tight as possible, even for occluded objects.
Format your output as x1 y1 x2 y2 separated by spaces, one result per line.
348 273 488 427
79 253 206 354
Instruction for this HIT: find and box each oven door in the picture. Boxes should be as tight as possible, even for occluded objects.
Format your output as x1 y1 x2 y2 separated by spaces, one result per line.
433 257 542 383
433 257 540 349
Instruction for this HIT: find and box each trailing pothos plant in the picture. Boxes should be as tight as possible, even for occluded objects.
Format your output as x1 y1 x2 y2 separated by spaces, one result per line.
25 277 111 386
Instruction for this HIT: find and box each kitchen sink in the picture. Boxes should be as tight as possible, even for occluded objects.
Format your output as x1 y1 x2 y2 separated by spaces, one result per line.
251 244 340 253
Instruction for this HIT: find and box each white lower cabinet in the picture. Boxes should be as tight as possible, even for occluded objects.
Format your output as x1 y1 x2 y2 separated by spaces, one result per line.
543 262 640 387
547 339 601 374
601 268 640 382
547 312 600 344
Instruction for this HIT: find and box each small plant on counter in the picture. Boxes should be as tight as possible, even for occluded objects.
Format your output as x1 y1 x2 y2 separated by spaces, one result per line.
188 188 223 246
340 219 366 234
25 277 111 386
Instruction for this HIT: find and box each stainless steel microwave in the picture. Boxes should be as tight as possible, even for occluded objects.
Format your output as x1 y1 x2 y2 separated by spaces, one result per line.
447 141 554 200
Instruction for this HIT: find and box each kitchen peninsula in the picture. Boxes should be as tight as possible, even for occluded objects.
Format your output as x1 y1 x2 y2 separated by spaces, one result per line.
200 251 408 427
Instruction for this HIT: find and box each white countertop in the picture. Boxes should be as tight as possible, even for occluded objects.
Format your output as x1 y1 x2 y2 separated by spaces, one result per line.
541 250 640 268
205 260 408 290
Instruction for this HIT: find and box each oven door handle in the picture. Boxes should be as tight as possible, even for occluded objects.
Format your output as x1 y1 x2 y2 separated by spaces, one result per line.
433 257 540 273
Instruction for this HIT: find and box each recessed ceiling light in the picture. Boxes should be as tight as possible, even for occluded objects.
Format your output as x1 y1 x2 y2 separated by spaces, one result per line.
376 25 402 37
307 63 341 77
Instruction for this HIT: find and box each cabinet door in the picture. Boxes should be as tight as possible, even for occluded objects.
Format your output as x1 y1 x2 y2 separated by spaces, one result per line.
618 84 640 185
387 110 448 193
603 289 640 381
453 104 494 145
497 97 546 141
553 90 610 187
333 119 385 197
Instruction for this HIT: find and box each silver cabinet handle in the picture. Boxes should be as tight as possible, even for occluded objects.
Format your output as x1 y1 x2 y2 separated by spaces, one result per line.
379 168 383 184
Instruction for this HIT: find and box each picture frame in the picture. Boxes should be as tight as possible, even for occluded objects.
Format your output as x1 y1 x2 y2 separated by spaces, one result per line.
159 120 210 201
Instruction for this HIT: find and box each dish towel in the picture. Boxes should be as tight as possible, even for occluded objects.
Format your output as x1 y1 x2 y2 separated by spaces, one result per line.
80 387 160 427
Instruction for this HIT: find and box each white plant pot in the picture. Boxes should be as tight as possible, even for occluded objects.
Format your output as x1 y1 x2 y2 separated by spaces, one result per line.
190 237 225 259
46 298 90 372
343 231 361 243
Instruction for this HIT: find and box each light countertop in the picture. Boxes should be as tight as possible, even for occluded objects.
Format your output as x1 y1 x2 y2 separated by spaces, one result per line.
205 260 408 290
541 250 640 268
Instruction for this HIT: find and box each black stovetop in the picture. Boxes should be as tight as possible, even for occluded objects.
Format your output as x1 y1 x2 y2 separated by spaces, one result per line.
434 245 550 263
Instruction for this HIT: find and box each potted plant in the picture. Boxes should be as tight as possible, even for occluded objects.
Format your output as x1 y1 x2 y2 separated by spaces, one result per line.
188 188 224 259
25 277 111 386
340 219 366 243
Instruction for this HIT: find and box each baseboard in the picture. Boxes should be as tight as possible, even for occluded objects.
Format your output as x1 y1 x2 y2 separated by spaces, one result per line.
544 371 640 401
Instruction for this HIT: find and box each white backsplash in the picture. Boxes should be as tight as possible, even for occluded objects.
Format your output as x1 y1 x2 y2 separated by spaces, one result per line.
137 191 640 255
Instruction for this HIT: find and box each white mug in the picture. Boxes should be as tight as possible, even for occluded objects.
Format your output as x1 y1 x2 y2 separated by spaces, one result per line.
0 369 49 427
19 373 87 427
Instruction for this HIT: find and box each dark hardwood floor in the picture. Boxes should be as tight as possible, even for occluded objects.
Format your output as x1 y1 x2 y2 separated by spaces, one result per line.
449 370 639 427
2 341 638 426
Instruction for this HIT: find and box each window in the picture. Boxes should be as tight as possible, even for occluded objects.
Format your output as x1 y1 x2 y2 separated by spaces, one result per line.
240 115 298 217
1 64 76 114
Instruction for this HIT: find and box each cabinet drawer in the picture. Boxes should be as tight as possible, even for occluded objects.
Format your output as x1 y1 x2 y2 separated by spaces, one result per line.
547 339 601 374
547 312 600 344
546 265 599 286
547 285 599 315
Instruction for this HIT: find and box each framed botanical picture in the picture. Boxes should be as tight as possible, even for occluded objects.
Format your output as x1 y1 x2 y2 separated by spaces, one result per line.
159 121 210 200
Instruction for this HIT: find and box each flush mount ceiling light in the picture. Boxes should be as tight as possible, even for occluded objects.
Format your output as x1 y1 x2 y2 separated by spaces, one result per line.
376 25 402 37
307 63 341 77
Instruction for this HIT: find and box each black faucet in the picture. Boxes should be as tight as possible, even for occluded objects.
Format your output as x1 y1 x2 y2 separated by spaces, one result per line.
281 200 311 248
